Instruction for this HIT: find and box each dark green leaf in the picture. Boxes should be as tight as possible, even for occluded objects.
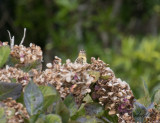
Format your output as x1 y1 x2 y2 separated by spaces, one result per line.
45 114 62 123
64 94 78 116
71 95 94 120
0 46 10 68
84 102 104 117
24 81 43 116
0 82 22 100
7 58 42 73
24 118 30 123
22 60 42 73
39 85 58 111
71 103 86 120
71 94 93 120
133 101 147 123
56 100 70 123
16 93 24 104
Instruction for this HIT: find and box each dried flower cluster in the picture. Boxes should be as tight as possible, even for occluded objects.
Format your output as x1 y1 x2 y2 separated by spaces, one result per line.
34 57 93 104
0 41 8 46
0 66 30 86
90 58 134 116
2 98 29 123
10 43 42 65
118 113 134 123
33 56 135 117
1 41 160 122
145 109 160 122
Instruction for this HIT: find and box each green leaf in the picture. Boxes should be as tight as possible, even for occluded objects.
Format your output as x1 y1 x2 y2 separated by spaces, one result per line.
56 100 70 123
133 101 147 123
30 115 40 123
64 94 78 117
84 102 104 117
71 95 93 120
0 107 6 123
71 103 86 120
39 85 58 111
83 94 93 103
16 93 24 104
88 71 100 82
0 46 10 68
0 82 22 101
21 60 42 73
100 75 109 80
45 114 62 123
7 57 42 73
137 80 151 107
24 81 43 116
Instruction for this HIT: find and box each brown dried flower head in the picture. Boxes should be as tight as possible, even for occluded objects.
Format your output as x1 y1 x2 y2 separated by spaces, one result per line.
10 43 43 65
89 57 134 116
2 98 29 123
0 66 30 87
145 108 160 122
34 56 93 105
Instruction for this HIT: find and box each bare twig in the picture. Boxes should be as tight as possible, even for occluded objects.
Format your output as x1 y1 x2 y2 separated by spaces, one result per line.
7 28 26 49
12 36 14 48
20 28 26 45
7 30 11 42
7 30 14 49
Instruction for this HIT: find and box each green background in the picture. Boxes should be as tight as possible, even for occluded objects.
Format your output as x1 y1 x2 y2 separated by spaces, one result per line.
0 0 160 98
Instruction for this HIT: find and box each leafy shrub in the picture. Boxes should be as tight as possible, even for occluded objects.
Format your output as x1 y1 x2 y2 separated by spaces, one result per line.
0 37 159 123
110 36 160 98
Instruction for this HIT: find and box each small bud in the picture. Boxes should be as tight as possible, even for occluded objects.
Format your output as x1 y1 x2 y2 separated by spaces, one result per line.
108 92 114 96
118 92 123 97
20 57 24 62
66 76 71 82
46 63 52 68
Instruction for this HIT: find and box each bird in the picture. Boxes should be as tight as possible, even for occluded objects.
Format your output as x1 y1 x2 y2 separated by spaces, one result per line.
75 49 87 64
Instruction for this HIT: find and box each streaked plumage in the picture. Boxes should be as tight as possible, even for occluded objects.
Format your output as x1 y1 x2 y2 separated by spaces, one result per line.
75 50 87 64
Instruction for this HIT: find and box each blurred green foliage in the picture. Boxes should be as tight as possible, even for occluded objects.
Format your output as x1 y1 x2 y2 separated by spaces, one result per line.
0 0 160 98
110 36 160 98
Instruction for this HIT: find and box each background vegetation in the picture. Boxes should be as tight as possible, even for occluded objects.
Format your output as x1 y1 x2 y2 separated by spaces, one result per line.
0 0 160 98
